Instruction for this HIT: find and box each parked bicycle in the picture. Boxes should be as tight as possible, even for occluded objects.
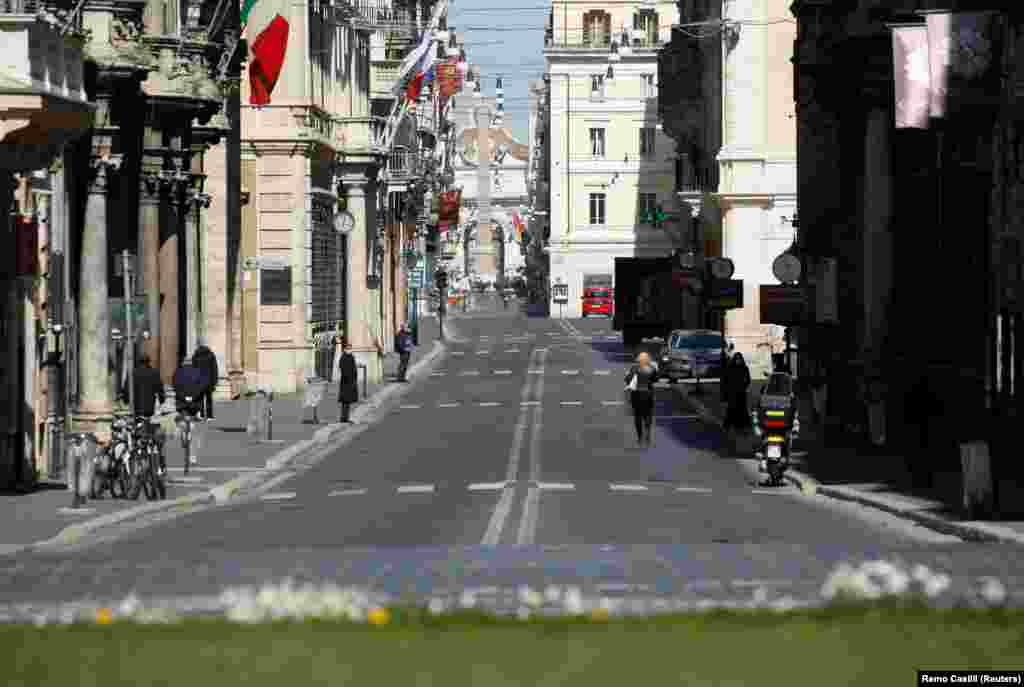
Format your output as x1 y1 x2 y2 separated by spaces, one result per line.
90 415 134 499
130 416 166 501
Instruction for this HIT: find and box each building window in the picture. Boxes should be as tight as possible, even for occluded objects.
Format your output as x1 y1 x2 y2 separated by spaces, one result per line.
639 128 656 157
638 193 657 223
642 74 656 99
590 74 605 99
589 193 606 225
633 9 659 46
583 10 611 47
590 128 606 157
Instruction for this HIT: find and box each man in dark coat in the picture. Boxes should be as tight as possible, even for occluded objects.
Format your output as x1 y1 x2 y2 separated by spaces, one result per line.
192 342 219 421
722 352 752 434
395 324 414 382
173 357 206 418
128 354 166 418
337 339 359 423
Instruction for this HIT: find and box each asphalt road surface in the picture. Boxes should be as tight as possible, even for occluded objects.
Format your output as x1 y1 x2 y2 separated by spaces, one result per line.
1 300 1020 611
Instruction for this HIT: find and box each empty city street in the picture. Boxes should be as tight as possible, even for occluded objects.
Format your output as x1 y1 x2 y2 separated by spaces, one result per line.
0 308 1016 614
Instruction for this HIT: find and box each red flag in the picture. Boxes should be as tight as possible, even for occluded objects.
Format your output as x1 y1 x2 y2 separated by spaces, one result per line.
406 72 425 103
249 14 290 106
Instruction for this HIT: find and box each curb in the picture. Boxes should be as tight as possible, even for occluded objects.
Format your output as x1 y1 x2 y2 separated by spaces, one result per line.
32 337 451 550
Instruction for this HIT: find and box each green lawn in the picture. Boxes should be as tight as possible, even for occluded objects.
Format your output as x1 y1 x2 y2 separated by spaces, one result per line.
4 606 1023 686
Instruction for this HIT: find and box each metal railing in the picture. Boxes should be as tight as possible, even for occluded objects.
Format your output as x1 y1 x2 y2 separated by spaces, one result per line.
0 0 40 13
388 147 417 178
544 33 663 49
348 0 417 32
675 166 719 194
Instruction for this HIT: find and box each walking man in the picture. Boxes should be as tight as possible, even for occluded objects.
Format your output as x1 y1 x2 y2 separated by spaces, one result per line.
127 354 168 474
173 357 206 466
192 341 219 421
337 338 358 423
395 323 414 382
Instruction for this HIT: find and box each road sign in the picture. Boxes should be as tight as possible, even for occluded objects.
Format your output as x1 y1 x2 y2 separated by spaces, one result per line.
707 279 743 310
552 282 568 304
760 284 808 325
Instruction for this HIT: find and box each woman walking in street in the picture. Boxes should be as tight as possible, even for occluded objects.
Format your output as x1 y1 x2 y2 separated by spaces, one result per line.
722 352 752 435
625 351 659 447
337 338 359 423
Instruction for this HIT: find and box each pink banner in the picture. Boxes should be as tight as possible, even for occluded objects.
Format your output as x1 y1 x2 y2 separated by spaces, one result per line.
892 24 931 129
926 11 1000 119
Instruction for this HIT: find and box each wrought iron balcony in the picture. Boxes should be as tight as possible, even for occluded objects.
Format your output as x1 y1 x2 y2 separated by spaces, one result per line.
387 146 417 180
348 0 417 34
675 165 719 194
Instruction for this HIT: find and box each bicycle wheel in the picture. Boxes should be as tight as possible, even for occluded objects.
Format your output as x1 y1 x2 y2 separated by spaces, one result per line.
111 442 132 498
127 448 147 500
149 445 166 500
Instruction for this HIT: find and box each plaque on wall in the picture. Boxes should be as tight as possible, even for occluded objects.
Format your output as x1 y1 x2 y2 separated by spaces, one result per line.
261 267 292 306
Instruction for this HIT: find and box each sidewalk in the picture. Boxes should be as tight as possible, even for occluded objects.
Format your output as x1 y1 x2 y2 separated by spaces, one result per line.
0 316 446 557
674 382 1024 546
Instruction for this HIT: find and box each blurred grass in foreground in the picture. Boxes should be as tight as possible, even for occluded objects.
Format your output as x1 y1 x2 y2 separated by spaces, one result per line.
3 605 1023 686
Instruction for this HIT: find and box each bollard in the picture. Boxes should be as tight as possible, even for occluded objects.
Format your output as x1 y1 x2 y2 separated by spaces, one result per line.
358 363 367 400
266 390 274 441
66 433 98 509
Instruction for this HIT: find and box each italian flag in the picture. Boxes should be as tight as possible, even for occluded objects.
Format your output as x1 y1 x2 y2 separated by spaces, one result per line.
243 0 290 106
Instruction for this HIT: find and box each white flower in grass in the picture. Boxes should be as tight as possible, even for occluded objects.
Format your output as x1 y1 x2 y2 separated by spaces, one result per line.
911 564 951 598
978 577 1007 607
517 606 531 621
563 587 583 615
118 594 141 617
459 590 477 609
428 597 446 616
544 585 562 604
752 587 768 606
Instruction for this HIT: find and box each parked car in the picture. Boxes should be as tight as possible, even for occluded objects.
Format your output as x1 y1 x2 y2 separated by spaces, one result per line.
659 329 727 384
582 287 614 318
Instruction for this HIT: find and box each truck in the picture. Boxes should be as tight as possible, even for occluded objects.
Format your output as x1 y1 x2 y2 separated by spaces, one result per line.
612 257 684 346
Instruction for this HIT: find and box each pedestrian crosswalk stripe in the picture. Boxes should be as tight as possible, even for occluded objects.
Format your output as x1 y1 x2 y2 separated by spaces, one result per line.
560 401 583 406
438 402 460 408
477 350 490 355
504 348 520 353
397 484 435 494
459 370 481 376
399 404 422 409
537 482 574 491
260 492 297 501
602 401 624 406
494 370 513 375
594 370 611 375
561 369 579 375
521 400 540 406
527 369 544 374
431 372 446 376
451 351 465 356
478 402 501 407
610 484 648 491
468 482 508 491
676 486 713 493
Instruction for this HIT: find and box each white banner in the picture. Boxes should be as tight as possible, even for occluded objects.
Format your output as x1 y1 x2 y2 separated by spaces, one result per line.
392 0 449 94
925 11 999 119
891 24 931 129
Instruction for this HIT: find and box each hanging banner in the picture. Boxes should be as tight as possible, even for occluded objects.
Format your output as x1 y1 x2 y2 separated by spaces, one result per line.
925 11 1002 118
15 216 38 276
437 58 462 100
891 24 931 129
438 189 461 230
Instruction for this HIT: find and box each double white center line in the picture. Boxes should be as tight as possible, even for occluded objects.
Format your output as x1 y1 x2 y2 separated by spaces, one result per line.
517 349 547 546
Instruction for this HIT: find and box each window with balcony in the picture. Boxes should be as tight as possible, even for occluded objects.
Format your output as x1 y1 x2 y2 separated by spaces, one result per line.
642 74 656 99
589 193 606 225
583 10 611 47
639 128 656 158
590 128 606 158
633 10 659 47
638 193 658 223
590 74 605 99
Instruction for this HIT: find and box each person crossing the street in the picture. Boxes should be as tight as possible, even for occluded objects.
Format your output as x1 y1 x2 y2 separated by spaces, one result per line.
395 324 414 382
625 351 659 448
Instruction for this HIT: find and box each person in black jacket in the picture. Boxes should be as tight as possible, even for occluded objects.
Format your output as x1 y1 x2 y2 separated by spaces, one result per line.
722 352 752 434
192 342 219 421
174 357 206 418
337 338 359 423
625 351 659 448
128 355 166 418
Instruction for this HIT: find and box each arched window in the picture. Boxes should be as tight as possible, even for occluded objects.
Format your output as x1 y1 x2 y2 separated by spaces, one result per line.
582 10 611 47
633 9 659 47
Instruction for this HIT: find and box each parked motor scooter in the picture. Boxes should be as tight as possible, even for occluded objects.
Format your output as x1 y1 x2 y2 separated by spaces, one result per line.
753 372 799 487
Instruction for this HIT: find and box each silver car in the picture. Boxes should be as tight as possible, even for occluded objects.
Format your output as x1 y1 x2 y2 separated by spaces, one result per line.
659 329 727 383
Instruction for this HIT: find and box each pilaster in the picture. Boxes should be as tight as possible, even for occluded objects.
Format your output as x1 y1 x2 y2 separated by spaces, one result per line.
340 171 383 383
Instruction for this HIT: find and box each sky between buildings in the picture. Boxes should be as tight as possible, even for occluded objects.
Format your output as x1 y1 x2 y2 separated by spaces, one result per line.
449 0 547 144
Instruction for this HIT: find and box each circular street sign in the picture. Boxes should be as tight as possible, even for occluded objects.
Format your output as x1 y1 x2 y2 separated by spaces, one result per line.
772 252 802 284
334 211 355 235
709 257 735 280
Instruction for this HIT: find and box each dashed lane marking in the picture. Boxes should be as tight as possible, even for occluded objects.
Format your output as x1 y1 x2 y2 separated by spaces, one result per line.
602 400 625 406
329 488 368 497
535 347 549 352
560 401 583 406
478 402 502 407
166 466 267 473
260 492 297 501
527 370 544 374
494 370 513 375
676 486 713 493
451 351 466 356
537 482 574 491
610 484 648 492
750 489 794 495
431 372 446 376
459 370 481 376
594 370 612 376
438 402 461 408
561 370 580 375
476 350 490 355
468 482 509 492
521 401 540 406
504 348 521 353
397 484 435 494
399 404 422 409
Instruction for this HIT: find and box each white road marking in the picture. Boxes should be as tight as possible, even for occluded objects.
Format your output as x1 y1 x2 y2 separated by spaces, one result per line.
535 347 549 352
494 370 513 375
560 401 583 406
260 492 296 501
459 370 481 376
504 348 521 353
676 486 713 493
521 401 540 406
166 466 267 473
594 370 612 376
537 482 574 491
478 402 502 407
483 349 541 546
399 404 422 409
469 482 508 492
750 489 792 495
527 369 544 374
601 401 624 406
610 484 648 492
431 372 446 376
477 350 490 355
438 402 460 408
561 370 579 375
329 488 368 497
397 484 435 494
167 476 203 484
451 351 465 356
517 351 548 546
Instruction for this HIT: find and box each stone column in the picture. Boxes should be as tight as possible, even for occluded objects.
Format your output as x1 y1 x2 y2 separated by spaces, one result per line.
159 177 183 382
138 167 161 370
341 172 382 382
75 156 121 440
184 175 209 355
862 106 893 359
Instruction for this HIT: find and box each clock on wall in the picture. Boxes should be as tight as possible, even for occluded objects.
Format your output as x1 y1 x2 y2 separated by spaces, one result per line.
334 211 355 235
